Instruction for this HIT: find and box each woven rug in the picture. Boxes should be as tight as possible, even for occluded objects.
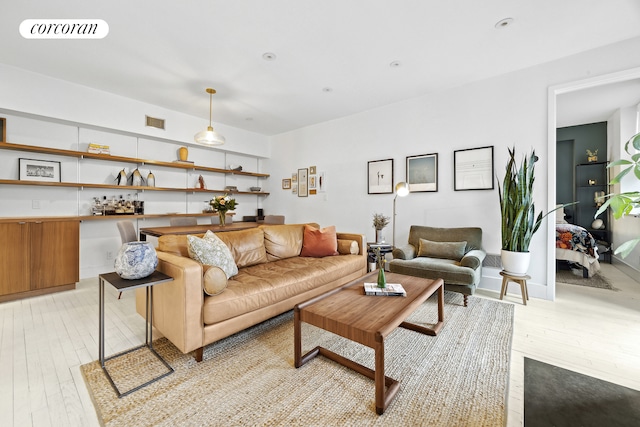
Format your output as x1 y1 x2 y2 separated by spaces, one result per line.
81 292 514 426
556 269 615 290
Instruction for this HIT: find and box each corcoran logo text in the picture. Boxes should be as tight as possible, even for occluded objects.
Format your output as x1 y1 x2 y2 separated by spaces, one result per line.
20 19 109 39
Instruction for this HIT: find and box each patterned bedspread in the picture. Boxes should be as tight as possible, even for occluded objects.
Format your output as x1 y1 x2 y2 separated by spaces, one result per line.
556 223 598 258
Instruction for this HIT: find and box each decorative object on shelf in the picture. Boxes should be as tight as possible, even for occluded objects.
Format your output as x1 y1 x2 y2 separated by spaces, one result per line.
210 194 237 227
198 175 206 189
18 158 61 182
406 153 438 192
0 117 5 142
130 168 144 186
392 182 410 246
586 149 598 163
367 158 393 194
114 241 158 280
372 213 390 244
249 186 261 192
228 164 243 171
178 146 189 161
591 219 605 230
194 88 225 146
87 143 110 154
594 191 605 207
224 185 238 192
282 178 291 189
147 171 155 187
588 179 597 186
116 168 127 186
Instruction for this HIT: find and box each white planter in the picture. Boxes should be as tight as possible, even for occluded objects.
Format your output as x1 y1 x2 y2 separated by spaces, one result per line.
500 250 531 276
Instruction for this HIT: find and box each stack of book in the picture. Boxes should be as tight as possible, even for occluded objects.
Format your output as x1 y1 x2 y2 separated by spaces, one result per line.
87 143 110 154
364 283 407 297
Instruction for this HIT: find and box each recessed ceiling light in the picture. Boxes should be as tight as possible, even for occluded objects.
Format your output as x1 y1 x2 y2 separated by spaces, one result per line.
322 87 333 93
390 61 401 68
495 18 514 29
262 52 277 61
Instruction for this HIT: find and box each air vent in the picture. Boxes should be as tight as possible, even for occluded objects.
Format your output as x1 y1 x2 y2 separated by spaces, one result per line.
145 115 165 130
483 253 502 269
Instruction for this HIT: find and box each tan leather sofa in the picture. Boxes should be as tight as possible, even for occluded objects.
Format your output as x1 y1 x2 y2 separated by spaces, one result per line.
136 223 366 361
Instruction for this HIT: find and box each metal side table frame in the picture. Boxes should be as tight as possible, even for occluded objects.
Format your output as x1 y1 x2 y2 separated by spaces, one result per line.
98 271 174 398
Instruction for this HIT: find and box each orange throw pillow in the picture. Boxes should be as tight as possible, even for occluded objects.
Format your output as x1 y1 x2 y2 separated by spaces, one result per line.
300 225 339 257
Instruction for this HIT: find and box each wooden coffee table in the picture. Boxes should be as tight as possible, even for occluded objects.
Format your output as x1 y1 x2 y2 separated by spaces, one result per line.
294 271 444 415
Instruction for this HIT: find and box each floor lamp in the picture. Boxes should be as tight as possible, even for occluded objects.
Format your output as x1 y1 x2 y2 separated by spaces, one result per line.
392 182 410 247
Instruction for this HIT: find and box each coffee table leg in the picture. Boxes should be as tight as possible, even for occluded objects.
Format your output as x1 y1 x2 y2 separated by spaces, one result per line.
375 340 385 415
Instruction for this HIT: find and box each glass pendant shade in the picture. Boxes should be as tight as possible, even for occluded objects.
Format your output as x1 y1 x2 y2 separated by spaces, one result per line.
195 88 225 146
194 126 226 146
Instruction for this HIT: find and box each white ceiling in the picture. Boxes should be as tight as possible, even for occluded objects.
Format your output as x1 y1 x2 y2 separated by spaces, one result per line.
2 0 640 136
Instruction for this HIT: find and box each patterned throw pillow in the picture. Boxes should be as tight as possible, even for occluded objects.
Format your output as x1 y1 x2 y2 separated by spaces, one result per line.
187 231 238 279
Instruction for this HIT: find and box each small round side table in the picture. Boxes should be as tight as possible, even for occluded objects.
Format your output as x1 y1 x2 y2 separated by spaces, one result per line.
499 271 530 305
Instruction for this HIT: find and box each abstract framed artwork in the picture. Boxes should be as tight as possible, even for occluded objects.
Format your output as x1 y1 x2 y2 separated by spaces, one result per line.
367 158 394 194
406 153 438 192
19 158 61 182
298 168 308 197
454 146 494 191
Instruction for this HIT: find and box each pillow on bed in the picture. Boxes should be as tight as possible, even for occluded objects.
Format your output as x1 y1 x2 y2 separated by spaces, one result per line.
555 204 568 224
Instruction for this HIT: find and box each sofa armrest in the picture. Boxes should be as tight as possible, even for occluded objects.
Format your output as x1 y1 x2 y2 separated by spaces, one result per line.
460 249 486 269
392 244 416 260
336 232 366 256
135 251 205 354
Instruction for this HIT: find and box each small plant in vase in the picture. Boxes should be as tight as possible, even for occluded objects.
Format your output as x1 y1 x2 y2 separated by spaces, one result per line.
210 194 238 226
373 246 387 288
372 213 390 243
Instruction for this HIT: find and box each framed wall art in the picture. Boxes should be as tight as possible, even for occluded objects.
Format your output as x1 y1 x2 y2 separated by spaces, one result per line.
406 153 438 192
454 146 494 191
19 158 61 182
282 178 292 189
298 168 308 197
367 158 394 194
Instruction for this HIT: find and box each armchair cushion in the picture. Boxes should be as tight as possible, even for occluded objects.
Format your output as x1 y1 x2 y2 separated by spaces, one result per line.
418 238 467 260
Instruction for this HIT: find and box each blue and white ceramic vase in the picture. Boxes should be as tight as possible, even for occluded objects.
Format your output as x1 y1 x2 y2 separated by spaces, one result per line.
114 241 158 279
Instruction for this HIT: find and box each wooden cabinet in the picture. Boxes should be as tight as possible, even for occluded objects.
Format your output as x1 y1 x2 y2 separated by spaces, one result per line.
575 162 612 262
0 220 79 302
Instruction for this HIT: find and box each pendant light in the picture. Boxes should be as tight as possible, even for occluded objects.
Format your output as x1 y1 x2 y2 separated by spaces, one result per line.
194 88 225 146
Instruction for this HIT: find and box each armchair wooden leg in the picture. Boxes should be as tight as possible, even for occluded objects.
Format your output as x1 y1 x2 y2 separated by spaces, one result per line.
463 294 468 307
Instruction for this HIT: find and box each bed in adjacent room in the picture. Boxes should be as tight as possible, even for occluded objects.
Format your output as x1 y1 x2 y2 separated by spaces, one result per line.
555 206 601 278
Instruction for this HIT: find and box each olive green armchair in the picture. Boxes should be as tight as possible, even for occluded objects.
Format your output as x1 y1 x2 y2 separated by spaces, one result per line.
389 225 485 306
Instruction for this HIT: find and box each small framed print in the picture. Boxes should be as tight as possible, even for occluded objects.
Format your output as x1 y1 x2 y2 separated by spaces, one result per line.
454 146 494 190
406 153 438 192
368 159 394 194
309 174 317 189
309 165 317 174
19 158 61 182
291 172 297 183
282 178 292 189
298 168 308 197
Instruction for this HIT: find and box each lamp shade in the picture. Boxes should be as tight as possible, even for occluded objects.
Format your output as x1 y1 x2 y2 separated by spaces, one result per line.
194 126 226 146
395 182 410 197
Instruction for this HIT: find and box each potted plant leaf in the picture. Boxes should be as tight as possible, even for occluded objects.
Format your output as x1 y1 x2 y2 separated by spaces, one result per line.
498 147 568 275
595 131 640 257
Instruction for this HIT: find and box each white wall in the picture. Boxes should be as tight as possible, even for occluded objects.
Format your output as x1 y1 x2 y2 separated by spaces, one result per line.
265 36 640 298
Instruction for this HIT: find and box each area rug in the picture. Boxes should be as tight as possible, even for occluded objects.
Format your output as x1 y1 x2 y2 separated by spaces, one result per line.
524 358 640 426
81 292 514 426
556 269 615 290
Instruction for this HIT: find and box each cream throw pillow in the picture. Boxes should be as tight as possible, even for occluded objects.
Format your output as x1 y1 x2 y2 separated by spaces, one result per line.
418 238 467 260
187 231 238 279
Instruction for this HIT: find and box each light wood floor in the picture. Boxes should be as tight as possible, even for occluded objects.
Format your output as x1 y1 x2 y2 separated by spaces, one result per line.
0 263 638 426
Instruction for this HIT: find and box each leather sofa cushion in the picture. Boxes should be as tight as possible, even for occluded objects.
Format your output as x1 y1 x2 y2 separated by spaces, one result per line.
261 224 306 261
389 257 476 285
157 234 204 257
202 265 228 295
216 228 268 268
418 238 467 260
337 239 359 255
203 255 364 325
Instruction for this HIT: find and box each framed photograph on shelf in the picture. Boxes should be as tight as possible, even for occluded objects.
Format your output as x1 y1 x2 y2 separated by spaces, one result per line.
454 146 494 191
298 168 308 197
19 158 61 182
368 158 394 194
406 153 438 192
282 178 292 189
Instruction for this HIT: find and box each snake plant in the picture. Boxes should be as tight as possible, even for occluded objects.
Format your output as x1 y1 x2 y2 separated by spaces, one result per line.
498 147 559 252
